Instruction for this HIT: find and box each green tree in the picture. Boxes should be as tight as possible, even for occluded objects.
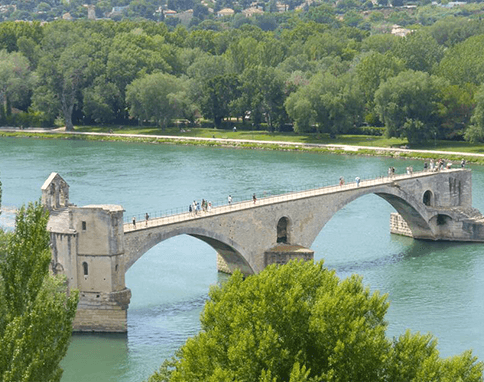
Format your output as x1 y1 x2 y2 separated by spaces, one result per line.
437 83 475 140
0 201 79 382
0 50 35 120
32 23 100 130
356 51 405 109
148 260 483 382
126 72 189 128
302 32 351 61
199 74 240 128
429 17 484 47
235 66 287 130
391 30 444 73
465 83 484 143
34 41 93 130
361 33 399 54
224 36 260 73
82 76 122 124
303 4 340 27
374 70 444 144
0 21 43 53
286 72 364 136
436 34 484 86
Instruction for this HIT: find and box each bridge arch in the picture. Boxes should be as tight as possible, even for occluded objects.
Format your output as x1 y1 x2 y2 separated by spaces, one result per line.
124 226 253 274
298 184 437 246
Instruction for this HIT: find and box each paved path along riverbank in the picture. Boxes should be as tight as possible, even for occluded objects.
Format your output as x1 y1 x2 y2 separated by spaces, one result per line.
2 127 484 159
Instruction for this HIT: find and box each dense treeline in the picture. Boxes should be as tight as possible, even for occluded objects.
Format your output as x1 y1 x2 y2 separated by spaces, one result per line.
2 12 484 144
3 0 480 24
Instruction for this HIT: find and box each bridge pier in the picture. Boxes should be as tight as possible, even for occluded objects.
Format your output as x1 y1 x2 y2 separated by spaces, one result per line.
391 210 484 242
44 173 130 332
217 244 314 275
73 289 131 332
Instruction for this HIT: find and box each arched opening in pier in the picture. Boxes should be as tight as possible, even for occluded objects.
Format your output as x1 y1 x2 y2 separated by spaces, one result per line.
277 217 289 243
423 190 433 206
436 214 451 226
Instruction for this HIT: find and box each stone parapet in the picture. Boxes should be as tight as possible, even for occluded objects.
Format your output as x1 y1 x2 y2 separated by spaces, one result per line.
390 213 413 237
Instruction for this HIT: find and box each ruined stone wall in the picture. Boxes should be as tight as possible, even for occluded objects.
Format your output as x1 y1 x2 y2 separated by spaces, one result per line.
216 253 231 274
390 213 413 237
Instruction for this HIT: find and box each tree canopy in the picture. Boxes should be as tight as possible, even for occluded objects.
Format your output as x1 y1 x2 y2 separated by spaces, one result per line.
2 13 484 142
148 260 483 382
0 201 79 382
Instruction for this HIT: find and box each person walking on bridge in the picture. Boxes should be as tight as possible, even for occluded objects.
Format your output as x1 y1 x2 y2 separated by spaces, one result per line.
355 177 361 187
228 195 232 205
253 193 257 204
145 213 149 226
132 216 136 228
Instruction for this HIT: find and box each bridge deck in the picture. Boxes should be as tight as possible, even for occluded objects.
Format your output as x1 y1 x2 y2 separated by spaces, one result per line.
123 168 465 233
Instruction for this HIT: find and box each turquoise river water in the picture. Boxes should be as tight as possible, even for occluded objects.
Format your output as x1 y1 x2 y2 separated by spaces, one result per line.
1 137 484 381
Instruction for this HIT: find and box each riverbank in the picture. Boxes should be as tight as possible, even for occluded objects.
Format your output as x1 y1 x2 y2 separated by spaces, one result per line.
2 127 484 165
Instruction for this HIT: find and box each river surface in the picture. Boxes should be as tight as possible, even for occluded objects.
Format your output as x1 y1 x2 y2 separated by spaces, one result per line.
1 136 484 381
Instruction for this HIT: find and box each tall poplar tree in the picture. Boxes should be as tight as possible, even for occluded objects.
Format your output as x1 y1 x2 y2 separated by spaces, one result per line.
0 201 79 382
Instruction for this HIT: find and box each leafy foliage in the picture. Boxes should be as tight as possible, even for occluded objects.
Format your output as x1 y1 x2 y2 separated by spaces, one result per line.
148 260 483 382
465 84 484 143
0 11 484 143
0 201 79 382
374 70 444 143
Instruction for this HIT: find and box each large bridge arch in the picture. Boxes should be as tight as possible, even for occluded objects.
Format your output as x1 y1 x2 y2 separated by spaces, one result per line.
124 226 253 274
289 183 437 251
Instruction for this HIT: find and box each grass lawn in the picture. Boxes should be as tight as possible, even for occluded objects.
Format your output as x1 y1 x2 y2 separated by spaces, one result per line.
75 126 409 146
74 125 484 154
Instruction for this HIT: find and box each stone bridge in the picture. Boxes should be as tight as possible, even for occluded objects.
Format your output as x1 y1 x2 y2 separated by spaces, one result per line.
43 169 484 332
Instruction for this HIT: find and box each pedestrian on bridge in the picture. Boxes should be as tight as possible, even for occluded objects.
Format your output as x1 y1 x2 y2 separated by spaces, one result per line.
132 216 136 228
228 195 232 205
355 177 360 187
339 176 344 186
145 213 149 226
253 193 257 203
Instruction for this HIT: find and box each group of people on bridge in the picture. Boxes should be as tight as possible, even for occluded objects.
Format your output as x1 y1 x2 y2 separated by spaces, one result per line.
128 157 470 231
339 176 361 187
423 158 465 172
189 199 212 215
